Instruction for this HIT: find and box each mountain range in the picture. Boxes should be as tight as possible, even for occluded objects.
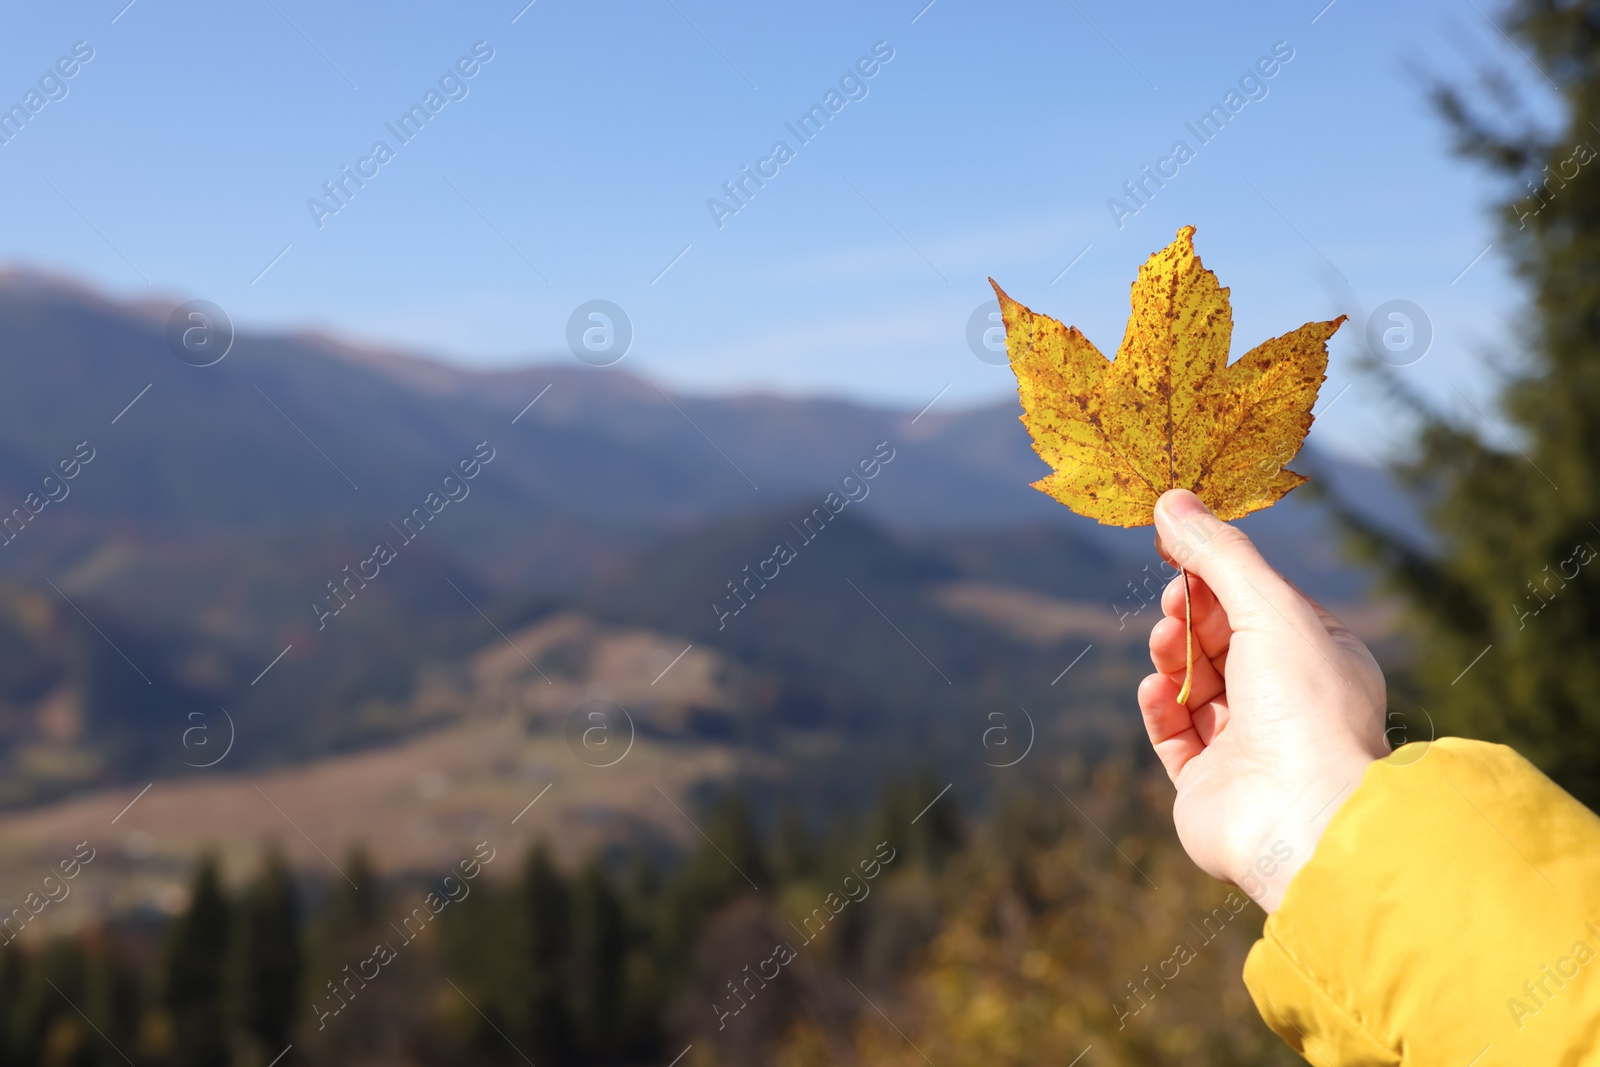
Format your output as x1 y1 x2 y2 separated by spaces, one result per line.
0 269 1425 818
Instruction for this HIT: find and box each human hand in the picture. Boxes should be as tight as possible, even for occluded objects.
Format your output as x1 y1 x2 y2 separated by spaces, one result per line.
1138 489 1390 912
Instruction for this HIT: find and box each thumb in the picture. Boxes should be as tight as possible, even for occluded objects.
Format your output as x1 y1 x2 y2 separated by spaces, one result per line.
1154 489 1296 621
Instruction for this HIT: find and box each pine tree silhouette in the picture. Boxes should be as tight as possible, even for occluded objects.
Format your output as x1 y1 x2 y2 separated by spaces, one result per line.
1328 0 1600 807
162 855 232 1067
235 847 302 1059
520 843 571 1059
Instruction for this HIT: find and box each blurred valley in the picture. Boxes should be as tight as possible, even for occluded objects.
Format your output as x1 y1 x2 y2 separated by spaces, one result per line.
0 272 1412 1066
0 269 1414 818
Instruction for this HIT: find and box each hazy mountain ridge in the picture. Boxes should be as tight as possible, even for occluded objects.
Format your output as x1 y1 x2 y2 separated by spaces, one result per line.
0 271 1416 811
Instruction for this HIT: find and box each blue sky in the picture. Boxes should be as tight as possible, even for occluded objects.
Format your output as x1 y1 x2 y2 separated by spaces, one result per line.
0 0 1558 462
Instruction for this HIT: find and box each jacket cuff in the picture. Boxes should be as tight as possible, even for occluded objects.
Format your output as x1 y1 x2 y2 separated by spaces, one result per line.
1245 914 1400 1065
1243 737 1600 1064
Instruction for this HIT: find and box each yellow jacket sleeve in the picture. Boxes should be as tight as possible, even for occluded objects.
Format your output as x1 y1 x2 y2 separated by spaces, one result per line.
1244 737 1600 1065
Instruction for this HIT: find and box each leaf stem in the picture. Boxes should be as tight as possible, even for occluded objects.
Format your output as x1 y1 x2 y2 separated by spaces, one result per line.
1177 568 1194 705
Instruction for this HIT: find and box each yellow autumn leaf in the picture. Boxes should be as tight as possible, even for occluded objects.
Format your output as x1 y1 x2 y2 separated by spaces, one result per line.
990 225 1343 527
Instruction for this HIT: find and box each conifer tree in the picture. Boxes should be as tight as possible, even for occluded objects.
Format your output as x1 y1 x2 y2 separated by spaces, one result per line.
235 848 302 1058
659 793 768 976
520 844 570 1059
12 940 89 1067
84 934 141 1067
894 770 962 871
0 946 23 1066
1335 0 1600 807
683 794 769 902
771 805 819 882
162 856 232 1067
567 859 626 1058
306 848 384 1063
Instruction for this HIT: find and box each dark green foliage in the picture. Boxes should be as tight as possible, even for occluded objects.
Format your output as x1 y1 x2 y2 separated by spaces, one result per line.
658 793 768 969
0 764 1309 1064
566 860 627 1057
770 806 820 883
1337 0 1600 806
234 849 302 1058
12 940 90 1067
305 848 400 1064
445 838 700 1064
875 770 963 872
0 948 23 1066
319 849 378 934
84 937 141 1067
0 935 141 1067
695 794 771 896
162 857 232 1067
520 844 570 1059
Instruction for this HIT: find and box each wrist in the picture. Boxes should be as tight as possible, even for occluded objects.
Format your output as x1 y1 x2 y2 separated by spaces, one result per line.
1236 753 1378 913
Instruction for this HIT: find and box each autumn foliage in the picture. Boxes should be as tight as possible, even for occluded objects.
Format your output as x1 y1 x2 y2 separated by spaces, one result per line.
990 226 1341 527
